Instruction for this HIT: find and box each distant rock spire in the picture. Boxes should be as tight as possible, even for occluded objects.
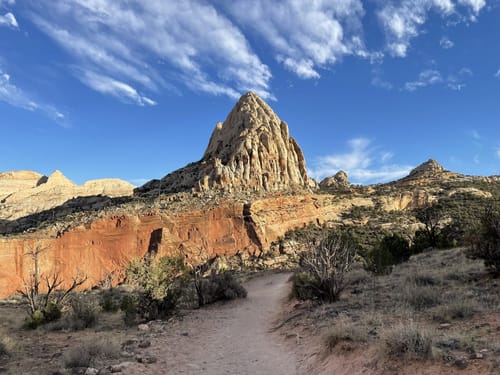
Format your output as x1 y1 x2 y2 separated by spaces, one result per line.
138 91 311 194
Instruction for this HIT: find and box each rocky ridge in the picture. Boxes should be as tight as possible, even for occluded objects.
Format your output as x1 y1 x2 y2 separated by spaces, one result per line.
0 170 134 221
137 92 312 196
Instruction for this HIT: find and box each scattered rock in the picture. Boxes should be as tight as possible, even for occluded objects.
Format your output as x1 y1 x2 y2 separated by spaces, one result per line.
454 358 468 369
137 324 150 331
108 362 133 373
136 355 158 364
84 368 98 375
180 332 189 337
470 352 484 360
438 323 452 330
97 369 111 375
138 340 151 348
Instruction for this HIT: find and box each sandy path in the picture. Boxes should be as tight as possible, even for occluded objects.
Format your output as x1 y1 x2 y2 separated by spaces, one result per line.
126 272 297 375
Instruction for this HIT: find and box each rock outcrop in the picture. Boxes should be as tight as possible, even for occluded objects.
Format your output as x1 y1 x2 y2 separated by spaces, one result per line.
319 171 350 190
0 170 134 221
137 92 310 195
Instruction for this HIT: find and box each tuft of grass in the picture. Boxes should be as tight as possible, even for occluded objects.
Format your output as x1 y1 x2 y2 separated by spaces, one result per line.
383 322 433 360
0 335 16 357
323 314 368 351
432 300 476 323
401 284 442 310
63 337 120 368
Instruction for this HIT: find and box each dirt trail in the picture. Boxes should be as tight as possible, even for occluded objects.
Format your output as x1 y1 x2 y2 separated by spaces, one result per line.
126 272 297 375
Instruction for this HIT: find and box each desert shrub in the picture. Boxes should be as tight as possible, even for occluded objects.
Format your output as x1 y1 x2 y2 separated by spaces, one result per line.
432 300 475 323
197 270 247 306
124 254 189 321
324 314 368 351
383 322 433 360
293 230 355 302
100 289 120 312
466 208 500 276
291 271 319 301
119 294 138 326
367 234 411 274
66 295 99 329
63 337 120 368
401 284 441 310
406 272 440 287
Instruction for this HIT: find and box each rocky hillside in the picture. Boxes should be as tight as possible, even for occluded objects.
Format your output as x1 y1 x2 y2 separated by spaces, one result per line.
0 93 499 298
136 92 313 196
0 170 134 221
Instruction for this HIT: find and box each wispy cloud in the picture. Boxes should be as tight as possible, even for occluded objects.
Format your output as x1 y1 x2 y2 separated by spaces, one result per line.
0 69 66 124
80 70 156 106
496 149 500 159
495 68 500 78
377 0 486 57
309 138 414 184
224 0 375 79
27 0 272 102
440 36 454 49
404 67 472 91
404 69 443 91
471 130 481 140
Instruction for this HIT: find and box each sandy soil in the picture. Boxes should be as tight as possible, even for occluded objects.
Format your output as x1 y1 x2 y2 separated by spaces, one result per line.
124 272 298 375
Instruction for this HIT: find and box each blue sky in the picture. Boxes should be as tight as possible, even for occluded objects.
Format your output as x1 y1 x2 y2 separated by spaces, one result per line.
1 0 499 186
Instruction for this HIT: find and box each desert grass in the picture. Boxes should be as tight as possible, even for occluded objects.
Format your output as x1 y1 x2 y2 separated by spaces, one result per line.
63 337 121 368
382 321 433 360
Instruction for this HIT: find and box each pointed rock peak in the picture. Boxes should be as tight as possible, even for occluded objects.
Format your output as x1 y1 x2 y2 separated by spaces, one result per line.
45 170 76 186
319 170 350 189
137 93 310 195
408 159 444 178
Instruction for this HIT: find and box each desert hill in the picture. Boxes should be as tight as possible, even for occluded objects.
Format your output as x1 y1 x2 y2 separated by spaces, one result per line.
0 170 134 221
136 92 313 196
0 92 499 297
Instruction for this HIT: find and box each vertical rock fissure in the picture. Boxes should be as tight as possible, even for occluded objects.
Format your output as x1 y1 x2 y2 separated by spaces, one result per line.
242 203 263 252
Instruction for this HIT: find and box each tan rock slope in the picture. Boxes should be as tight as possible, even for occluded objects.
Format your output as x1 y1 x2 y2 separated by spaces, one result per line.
137 92 311 195
0 170 134 220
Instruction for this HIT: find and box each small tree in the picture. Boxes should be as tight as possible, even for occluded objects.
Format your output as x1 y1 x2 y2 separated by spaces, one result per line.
294 230 355 302
466 208 500 276
124 254 189 320
18 244 87 327
414 204 443 250
367 234 411 274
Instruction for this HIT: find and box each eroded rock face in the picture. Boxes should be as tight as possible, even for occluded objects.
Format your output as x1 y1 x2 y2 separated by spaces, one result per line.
319 171 349 190
407 159 445 178
0 194 346 297
137 92 310 195
0 170 134 221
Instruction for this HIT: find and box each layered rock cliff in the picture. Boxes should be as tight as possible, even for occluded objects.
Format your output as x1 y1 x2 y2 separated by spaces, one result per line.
0 170 134 221
137 92 310 195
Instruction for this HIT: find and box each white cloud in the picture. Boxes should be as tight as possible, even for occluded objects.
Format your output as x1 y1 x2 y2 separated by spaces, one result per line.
0 0 16 6
440 37 454 49
404 69 443 91
459 0 486 15
495 69 500 78
27 0 272 102
496 149 500 159
309 138 413 184
473 154 480 164
224 0 372 79
0 69 66 124
378 0 487 57
404 67 472 91
0 12 17 28
80 70 156 106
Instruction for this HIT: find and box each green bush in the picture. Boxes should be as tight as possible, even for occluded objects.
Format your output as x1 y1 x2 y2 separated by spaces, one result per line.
367 234 410 274
466 208 500 276
119 294 138 326
100 289 120 312
124 254 189 321
291 271 319 301
197 271 247 305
